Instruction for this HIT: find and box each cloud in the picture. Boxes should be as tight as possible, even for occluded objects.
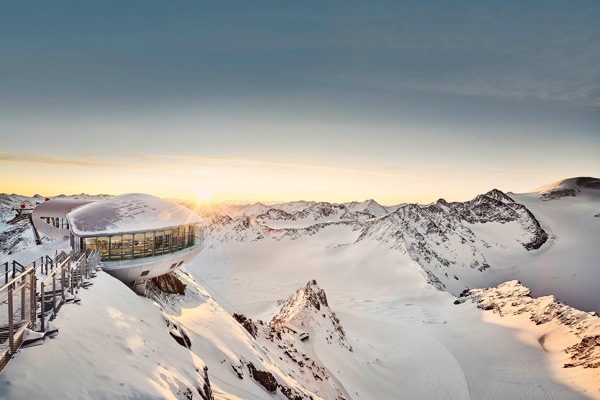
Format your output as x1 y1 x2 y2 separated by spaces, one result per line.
0 153 119 168
331 74 600 108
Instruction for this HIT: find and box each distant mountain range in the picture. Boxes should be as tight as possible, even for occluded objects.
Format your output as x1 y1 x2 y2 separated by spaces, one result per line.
1 177 599 399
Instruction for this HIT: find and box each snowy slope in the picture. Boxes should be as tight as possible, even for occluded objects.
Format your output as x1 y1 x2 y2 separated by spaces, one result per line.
192 227 593 399
0 272 214 400
204 188 551 297
1 178 599 399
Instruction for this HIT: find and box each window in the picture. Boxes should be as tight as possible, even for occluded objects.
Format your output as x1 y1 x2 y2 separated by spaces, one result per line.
194 225 204 246
122 234 133 260
98 237 109 261
164 230 172 254
81 223 201 263
133 233 145 259
144 232 153 258
154 231 164 256
83 237 97 251
109 235 122 261
140 270 150 277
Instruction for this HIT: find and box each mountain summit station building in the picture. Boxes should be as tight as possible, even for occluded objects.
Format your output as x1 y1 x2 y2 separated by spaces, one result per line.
32 193 205 293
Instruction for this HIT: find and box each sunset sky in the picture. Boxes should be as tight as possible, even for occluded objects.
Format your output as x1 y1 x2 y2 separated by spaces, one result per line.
1 1 598 204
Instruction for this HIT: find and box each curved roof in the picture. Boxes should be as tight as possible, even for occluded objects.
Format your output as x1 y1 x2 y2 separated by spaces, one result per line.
68 193 204 236
32 199 96 239
33 199 96 219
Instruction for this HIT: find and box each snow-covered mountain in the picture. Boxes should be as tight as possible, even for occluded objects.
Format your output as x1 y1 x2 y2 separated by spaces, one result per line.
1 177 599 399
534 176 600 201
201 187 551 295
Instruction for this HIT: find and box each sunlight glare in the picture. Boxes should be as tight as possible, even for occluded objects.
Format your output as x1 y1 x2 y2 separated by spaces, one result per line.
195 186 213 201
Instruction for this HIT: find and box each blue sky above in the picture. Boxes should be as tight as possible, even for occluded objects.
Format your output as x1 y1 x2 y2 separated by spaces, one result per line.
1 1 598 202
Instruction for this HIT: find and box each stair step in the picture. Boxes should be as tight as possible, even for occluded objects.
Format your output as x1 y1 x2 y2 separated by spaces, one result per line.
21 329 45 348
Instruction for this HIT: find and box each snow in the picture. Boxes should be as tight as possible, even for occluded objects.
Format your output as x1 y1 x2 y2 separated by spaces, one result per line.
1 178 599 399
0 272 211 400
68 193 205 236
465 189 600 312
192 224 595 399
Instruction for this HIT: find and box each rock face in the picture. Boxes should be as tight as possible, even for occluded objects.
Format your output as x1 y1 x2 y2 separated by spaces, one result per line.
201 188 549 295
233 312 258 339
151 272 187 295
272 279 352 352
537 177 600 200
357 189 548 291
229 281 351 399
456 280 600 372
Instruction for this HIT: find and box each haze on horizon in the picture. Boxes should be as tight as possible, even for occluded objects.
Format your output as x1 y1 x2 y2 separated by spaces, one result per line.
1 1 598 204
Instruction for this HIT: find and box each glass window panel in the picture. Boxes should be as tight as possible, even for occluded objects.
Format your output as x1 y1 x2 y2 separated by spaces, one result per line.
110 235 122 261
133 233 145 259
144 232 153 257
83 237 97 251
186 225 193 248
121 234 133 260
154 231 163 256
194 225 204 246
164 229 172 254
98 237 109 261
177 227 185 251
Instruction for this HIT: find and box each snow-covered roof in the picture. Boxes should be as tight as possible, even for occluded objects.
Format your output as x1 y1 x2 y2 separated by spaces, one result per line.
68 193 204 236
32 199 95 219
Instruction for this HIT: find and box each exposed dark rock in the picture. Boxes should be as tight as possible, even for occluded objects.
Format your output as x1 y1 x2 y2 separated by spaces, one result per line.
233 312 258 339
163 317 192 349
541 188 578 200
231 364 244 379
279 385 313 400
169 329 192 348
247 362 278 392
151 272 187 295
577 177 600 189
540 177 600 200
198 366 214 400
564 335 600 369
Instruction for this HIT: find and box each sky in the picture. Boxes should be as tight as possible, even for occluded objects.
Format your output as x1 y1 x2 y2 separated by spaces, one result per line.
0 1 598 205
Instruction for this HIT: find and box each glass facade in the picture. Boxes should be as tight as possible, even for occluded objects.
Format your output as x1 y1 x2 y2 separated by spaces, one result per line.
79 224 204 263
40 216 70 229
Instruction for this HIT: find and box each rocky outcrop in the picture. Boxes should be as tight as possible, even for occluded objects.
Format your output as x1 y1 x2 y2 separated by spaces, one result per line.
198 366 214 400
229 282 350 399
564 335 600 368
272 280 352 352
456 280 600 371
538 177 600 200
356 189 548 291
247 362 278 392
233 312 258 339
151 272 187 295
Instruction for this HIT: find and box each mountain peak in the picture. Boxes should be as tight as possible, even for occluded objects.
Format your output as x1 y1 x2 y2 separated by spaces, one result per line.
483 188 515 203
272 280 352 351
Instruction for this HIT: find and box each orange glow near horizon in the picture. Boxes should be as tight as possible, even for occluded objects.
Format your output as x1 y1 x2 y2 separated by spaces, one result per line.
0 153 582 206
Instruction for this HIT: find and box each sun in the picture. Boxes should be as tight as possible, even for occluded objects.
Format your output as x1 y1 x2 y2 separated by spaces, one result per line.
195 186 213 202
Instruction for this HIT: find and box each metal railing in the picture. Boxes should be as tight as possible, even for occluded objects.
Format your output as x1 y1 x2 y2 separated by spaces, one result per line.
0 249 101 374
0 268 36 373
2 252 67 286
38 250 100 332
